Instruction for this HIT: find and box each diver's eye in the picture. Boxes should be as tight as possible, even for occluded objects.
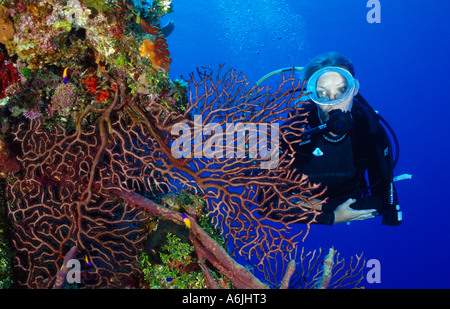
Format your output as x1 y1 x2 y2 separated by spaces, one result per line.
339 86 348 93
317 90 327 98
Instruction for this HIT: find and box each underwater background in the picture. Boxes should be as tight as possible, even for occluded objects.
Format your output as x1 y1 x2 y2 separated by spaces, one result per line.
163 0 450 289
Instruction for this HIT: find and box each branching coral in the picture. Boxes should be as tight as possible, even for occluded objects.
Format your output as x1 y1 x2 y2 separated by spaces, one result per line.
0 0 180 289
7 85 149 288
4 64 316 288
287 247 366 289
3 62 367 289
109 188 269 289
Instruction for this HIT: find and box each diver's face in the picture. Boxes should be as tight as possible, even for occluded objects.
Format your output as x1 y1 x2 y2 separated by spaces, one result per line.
314 71 357 122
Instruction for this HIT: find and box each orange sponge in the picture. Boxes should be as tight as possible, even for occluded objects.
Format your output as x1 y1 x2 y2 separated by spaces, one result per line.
139 22 171 72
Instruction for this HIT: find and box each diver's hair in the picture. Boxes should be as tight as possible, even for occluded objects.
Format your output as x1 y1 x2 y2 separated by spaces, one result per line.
303 52 355 80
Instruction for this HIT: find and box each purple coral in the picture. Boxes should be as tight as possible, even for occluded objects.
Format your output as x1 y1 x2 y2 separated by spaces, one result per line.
23 110 42 120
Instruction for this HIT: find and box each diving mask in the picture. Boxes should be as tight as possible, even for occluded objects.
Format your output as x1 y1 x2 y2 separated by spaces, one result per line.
306 67 359 105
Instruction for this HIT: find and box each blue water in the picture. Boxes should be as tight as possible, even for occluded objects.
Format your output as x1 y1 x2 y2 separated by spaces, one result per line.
164 0 450 288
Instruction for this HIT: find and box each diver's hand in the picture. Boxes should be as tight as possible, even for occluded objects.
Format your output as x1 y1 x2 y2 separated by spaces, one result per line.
333 198 377 224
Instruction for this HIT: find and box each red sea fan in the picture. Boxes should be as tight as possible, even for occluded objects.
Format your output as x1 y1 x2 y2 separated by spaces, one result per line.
5 65 323 289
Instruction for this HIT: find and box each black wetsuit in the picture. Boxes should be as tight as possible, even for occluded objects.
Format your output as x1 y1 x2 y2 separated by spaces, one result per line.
280 95 401 225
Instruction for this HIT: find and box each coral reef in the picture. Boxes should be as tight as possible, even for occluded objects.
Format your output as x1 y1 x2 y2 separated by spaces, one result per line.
5 2 75 70
0 0 365 289
0 0 178 289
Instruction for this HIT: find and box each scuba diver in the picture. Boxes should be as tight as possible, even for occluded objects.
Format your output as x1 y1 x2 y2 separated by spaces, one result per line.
272 52 403 225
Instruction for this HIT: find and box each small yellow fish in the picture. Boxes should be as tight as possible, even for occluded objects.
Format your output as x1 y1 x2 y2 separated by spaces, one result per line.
166 277 177 284
63 67 69 84
84 255 93 266
181 213 191 229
